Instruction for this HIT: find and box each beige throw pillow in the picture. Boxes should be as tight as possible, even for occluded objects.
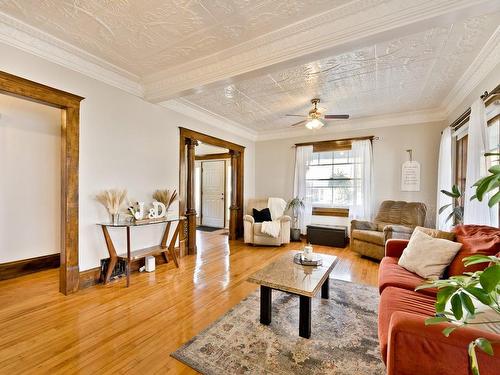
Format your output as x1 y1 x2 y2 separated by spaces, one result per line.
412 226 456 241
398 230 462 279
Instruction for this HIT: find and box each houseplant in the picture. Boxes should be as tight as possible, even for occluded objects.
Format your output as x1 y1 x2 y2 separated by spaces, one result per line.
472 151 499 207
420 152 500 374
439 184 464 225
417 255 499 375
287 197 304 241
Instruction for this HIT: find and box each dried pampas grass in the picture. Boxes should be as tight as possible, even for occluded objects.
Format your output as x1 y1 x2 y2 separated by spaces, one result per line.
96 189 127 214
153 189 177 210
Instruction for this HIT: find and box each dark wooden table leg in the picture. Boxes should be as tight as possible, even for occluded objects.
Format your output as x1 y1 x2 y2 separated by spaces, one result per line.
260 286 272 325
321 277 329 299
101 226 118 284
160 222 172 263
299 295 311 338
126 226 131 287
167 222 180 268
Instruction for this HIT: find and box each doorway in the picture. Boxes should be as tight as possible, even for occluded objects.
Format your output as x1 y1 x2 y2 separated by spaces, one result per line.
0 71 83 295
179 128 244 255
0 93 61 280
200 160 226 228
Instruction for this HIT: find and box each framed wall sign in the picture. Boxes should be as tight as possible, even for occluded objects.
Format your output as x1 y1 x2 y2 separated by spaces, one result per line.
401 160 421 191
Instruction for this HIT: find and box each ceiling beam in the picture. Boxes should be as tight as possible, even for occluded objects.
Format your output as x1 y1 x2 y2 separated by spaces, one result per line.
143 0 499 102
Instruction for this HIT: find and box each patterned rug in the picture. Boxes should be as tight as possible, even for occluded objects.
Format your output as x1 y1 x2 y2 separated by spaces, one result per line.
171 279 385 374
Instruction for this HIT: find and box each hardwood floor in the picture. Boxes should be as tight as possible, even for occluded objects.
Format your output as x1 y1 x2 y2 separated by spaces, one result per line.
0 230 379 374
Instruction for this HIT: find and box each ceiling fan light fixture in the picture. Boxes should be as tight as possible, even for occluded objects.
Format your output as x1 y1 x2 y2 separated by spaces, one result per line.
305 118 324 130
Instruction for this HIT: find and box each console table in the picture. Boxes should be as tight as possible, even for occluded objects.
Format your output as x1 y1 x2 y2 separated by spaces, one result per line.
98 216 186 287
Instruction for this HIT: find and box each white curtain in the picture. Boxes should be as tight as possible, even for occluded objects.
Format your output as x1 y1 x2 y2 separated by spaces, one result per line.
463 99 498 226
349 140 374 221
436 127 453 230
293 145 313 234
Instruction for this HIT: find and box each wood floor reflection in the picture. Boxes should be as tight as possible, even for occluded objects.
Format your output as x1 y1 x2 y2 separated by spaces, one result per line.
0 230 378 374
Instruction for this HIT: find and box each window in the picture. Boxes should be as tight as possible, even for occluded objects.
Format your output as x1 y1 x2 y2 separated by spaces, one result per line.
452 93 499 218
306 149 357 212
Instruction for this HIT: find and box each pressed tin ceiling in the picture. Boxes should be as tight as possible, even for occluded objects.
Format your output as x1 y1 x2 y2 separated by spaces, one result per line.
0 0 349 76
183 12 500 131
0 1 499 134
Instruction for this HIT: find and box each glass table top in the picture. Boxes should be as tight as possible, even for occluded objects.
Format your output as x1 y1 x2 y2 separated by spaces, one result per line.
247 251 338 297
98 216 186 227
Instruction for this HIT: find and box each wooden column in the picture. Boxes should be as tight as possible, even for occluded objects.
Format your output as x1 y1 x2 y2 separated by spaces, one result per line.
60 106 80 294
229 150 239 240
185 138 198 254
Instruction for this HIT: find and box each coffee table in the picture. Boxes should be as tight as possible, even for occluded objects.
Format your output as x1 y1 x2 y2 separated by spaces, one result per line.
247 251 338 338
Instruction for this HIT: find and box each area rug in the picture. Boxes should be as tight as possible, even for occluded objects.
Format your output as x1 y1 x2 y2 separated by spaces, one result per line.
197 226 222 232
171 279 385 374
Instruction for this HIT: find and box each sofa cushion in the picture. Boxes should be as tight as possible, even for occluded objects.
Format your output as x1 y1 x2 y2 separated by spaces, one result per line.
351 229 385 245
398 230 462 279
375 221 392 231
374 200 426 227
413 226 455 241
378 257 437 296
448 225 500 276
378 287 436 363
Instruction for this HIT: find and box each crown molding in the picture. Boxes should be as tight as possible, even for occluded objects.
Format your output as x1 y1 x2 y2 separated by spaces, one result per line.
442 26 500 118
143 0 498 102
254 108 447 141
159 98 259 142
0 11 143 97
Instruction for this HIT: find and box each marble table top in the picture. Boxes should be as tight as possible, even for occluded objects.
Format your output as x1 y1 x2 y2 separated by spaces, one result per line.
247 251 338 297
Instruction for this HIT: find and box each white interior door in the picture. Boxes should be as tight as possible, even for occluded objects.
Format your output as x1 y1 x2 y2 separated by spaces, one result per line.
202 161 225 228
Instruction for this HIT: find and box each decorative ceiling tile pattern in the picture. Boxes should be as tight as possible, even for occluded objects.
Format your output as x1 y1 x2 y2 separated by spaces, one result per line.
0 0 351 76
183 13 500 131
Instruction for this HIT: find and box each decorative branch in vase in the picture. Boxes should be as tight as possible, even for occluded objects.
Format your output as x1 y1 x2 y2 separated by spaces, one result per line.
96 189 127 224
152 189 178 212
286 197 304 242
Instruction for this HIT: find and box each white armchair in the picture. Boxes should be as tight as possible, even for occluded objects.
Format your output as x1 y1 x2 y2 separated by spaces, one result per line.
244 198 291 246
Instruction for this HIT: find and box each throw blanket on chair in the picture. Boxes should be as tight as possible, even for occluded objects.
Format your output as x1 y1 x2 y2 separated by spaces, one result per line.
261 198 287 238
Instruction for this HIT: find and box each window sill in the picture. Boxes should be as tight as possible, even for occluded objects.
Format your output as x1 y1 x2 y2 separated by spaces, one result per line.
312 207 349 217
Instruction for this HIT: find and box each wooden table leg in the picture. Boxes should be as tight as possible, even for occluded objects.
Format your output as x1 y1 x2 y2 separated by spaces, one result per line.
160 222 172 263
101 226 118 284
167 222 180 268
126 226 131 287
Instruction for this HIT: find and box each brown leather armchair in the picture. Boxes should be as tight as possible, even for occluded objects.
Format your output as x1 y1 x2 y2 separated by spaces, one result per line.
350 200 427 260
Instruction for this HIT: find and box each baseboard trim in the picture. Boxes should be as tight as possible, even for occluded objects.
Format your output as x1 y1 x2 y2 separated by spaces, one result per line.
0 254 60 281
78 250 180 290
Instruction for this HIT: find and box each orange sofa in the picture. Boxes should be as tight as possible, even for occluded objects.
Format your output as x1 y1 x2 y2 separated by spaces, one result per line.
378 225 500 375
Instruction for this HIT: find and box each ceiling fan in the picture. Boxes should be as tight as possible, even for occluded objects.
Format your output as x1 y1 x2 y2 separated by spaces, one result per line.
286 98 349 129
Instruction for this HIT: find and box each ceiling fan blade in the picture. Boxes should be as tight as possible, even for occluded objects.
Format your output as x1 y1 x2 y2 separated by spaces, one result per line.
324 114 349 119
290 120 307 127
285 114 308 118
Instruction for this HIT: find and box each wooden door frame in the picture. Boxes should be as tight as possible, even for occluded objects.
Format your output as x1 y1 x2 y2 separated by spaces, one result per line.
0 71 83 295
179 127 244 255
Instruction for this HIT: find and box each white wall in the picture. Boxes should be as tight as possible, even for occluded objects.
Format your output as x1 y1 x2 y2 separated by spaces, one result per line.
255 122 444 228
0 94 60 262
0 42 255 271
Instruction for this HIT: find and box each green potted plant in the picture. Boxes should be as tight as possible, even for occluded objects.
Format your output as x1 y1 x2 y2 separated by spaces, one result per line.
420 152 500 374
287 197 304 242
472 151 499 207
439 184 464 225
417 255 499 375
